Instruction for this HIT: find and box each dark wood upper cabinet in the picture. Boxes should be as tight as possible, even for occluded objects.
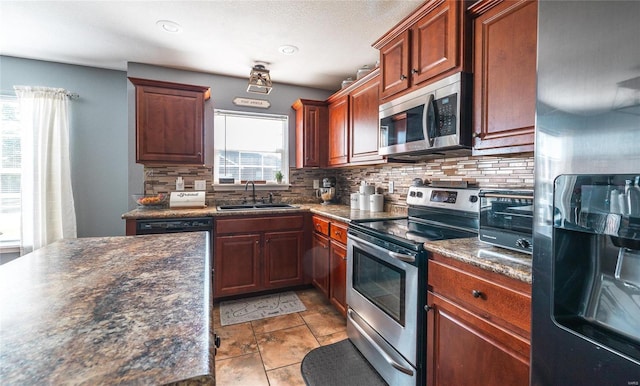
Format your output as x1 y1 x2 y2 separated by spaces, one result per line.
349 70 385 165
327 94 349 167
292 99 328 168
374 0 468 100
378 30 411 99
129 77 210 165
411 0 462 85
322 69 384 168
470 0 537 156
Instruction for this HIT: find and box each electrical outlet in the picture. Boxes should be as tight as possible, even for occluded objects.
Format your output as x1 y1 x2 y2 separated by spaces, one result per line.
389 181 394 194
313 180 320 189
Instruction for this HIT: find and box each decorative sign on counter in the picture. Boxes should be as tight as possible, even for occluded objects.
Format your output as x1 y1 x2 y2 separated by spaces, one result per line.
233 97 270 109
170 191 207 208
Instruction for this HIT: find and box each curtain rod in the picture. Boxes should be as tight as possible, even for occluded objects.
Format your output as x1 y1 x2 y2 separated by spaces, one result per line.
1 89 80 99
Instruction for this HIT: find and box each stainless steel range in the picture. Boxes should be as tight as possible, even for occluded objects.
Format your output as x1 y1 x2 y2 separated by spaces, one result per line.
346 186 480 386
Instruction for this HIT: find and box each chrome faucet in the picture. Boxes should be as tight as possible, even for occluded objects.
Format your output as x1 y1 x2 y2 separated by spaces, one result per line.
245 180 256 203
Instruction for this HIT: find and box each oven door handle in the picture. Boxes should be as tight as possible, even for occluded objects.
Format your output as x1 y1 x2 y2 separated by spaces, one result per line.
347 309 415 376
388 251 416 263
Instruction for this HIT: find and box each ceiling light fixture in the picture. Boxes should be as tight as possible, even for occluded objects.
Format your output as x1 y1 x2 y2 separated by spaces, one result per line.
278 45 299 55
247 63 273 95
156 20 182 33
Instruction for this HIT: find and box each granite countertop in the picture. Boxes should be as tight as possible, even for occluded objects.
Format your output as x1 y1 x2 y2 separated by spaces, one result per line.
0 233 214 385
121 203 405 223
424 237 533 284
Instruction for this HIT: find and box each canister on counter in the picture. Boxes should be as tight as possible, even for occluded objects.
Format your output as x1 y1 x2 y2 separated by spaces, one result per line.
369 194 384 212
350 193 360 209
359 193 370 211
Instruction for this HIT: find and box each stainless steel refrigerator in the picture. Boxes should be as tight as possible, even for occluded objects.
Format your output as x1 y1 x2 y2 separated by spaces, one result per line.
532 1 640 384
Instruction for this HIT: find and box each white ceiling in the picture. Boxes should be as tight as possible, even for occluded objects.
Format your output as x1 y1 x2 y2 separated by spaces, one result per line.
0 0 423 91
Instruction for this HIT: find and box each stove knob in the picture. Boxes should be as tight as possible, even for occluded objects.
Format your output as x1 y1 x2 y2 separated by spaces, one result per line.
416 192 423 198
516 238 531 249
469 195 478 203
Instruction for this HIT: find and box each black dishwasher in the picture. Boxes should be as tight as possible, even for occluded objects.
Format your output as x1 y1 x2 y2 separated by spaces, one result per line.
136 217 213 235
136 217 214 283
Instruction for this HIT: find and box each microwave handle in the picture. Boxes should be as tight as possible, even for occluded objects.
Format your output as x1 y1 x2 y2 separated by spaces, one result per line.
425 94 437 147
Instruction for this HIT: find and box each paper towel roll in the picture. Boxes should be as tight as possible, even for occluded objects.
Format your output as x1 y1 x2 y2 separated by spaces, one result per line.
369 194 384 212
350 193 360 209
359 193 370 211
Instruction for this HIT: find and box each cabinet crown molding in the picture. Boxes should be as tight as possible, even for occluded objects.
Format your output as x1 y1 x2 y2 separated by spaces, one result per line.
372 0 448 49
128 77 211 100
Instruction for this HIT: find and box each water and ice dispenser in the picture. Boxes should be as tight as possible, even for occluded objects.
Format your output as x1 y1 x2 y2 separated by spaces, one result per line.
553 174 640 362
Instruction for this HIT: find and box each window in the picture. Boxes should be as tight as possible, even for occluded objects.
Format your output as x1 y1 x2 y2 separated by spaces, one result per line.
0 95 21 249
213 109 288 185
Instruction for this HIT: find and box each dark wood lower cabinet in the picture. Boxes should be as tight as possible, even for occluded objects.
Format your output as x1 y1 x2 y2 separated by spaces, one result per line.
215 234 261 297
329 240 347 316
426 292 530 386
311 232 330 298
264 230 304 288
310 215 348 316
426 253 531 386
214 214 305 300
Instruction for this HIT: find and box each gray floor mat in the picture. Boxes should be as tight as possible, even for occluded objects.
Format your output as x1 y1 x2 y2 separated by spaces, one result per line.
300 339 388 386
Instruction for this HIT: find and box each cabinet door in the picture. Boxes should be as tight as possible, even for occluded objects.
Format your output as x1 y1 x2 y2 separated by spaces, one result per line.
349 75 384 165
426 291 530 386
411 0 461 86
214 234 261 298
329 241 347 316
293 99 327 168
472 0 537 156
379 30 411 99
264 230 304 288
311 232 330 298
131 78 208 164
327 95 349 166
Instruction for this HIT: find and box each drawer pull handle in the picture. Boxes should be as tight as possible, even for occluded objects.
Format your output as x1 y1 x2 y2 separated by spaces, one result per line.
472 290 483 299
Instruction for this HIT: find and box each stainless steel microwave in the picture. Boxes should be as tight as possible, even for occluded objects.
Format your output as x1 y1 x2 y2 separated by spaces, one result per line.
378 72 471 161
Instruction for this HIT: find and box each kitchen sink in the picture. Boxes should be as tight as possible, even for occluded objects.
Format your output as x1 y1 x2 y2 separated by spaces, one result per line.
216 203 299 211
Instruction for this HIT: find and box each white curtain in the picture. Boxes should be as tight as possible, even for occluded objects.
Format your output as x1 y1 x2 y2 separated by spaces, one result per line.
14 86 76 254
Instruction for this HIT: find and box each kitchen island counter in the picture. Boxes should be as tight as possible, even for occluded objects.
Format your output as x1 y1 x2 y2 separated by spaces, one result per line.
424 237 532 283
0 233 214 385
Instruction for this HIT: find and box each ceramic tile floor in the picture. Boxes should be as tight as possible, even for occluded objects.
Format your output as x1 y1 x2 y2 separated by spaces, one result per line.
213 288 347 386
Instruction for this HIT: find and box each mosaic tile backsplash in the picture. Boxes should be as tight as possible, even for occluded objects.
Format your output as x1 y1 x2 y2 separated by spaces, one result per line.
143 152 534 211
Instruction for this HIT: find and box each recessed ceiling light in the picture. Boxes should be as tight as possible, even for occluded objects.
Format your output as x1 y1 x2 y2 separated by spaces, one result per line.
278 45 299 55
156 20 182 33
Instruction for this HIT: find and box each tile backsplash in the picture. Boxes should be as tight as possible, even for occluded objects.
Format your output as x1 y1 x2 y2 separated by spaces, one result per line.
143 152 533 211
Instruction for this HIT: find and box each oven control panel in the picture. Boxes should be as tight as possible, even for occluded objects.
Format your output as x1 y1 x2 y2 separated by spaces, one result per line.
406 186 479 212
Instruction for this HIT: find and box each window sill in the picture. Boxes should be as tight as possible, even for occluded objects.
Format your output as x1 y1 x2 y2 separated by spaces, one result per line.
213 183 291 192
0 243 21 254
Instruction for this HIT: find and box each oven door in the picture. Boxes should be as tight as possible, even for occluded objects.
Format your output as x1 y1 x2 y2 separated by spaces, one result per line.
346 234 419 367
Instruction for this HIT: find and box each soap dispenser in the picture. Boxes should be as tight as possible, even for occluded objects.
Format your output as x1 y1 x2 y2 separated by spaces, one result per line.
176 176 185 191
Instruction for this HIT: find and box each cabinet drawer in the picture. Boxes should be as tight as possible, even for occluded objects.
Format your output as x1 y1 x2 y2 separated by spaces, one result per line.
312 216 330 236
216 215 304 235
330 221 348 244
428 259 531 335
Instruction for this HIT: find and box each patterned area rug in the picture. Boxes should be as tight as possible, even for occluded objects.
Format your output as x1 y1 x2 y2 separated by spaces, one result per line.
219 291 306 326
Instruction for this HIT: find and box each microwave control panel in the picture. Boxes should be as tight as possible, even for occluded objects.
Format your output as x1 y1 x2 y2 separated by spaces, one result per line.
435 93 458 137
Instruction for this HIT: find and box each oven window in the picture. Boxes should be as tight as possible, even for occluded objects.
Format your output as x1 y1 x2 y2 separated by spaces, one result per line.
353 247 406 325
